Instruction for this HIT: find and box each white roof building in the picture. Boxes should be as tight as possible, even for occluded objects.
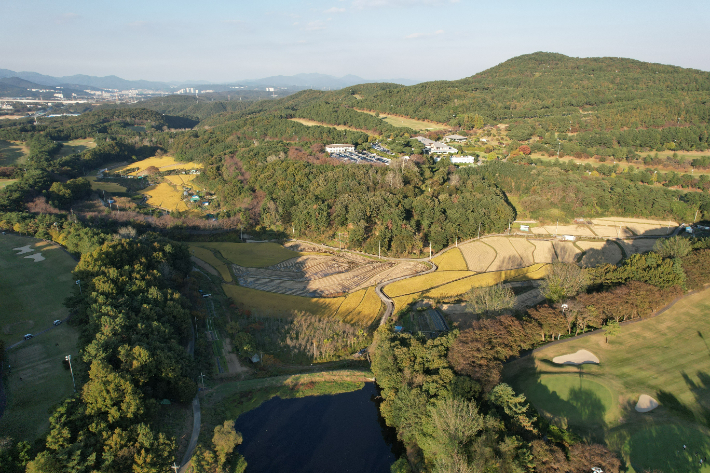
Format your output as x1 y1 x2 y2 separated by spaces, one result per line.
444 134 467 142
413 136 435 146
427 142 458 154
434 155 477 164
326 143 355 153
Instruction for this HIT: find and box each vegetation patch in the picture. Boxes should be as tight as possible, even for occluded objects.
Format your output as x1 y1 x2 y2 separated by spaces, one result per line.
195 242 306 268
431 247 469 271
0 178 17 189
57 138 96 157
355 109 447 130
0 140 29 166
140 182 189 211
222 283 345 319
189 245 233 282
115 155 202 176
86 176 128 194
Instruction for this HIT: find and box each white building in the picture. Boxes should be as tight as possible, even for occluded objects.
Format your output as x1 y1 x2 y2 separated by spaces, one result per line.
427 142 458 154
325 144 355 153
434 155 477 164
444 134 467 143
413 136 435 146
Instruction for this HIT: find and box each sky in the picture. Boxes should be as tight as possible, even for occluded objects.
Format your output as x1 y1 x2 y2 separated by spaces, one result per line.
2 0 709 83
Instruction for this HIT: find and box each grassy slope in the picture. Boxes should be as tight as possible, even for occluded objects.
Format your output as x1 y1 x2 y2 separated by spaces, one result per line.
0 234 80 441
0 140 28 166
193 242 307 267
504 287 710 472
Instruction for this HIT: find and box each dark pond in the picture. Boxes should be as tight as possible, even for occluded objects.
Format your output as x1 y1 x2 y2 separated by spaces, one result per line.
233 382 402 472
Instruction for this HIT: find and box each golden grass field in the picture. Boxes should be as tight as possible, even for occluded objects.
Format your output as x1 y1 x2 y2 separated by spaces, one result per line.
140 182 188 211
386 270 474 298
116 156 203 176
165 174 198 187
193 242 308 268
431 247 469 271
355 109 448 130
288 118 374 134
223 283 383 327
189 246 233 282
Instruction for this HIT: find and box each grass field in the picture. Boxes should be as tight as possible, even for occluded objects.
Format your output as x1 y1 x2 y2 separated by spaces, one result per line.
140 182 188 211
0 140 28 166
355 109 448 130
431 247 469 271
115 156 203 176
504 287 710 472
0 233 80 441
86 176 128 194
57 138 96 158
165 174 198 187
0 179 17 189
288 118 375 134
193 242 306 268
189 245 233 282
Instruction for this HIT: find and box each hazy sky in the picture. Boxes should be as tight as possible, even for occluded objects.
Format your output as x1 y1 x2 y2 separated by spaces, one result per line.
2 0 709 83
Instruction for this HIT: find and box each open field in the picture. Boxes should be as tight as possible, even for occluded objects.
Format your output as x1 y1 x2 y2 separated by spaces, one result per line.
115 156 203 176
504 287 710 472
223 283 382 327
86 176 128 193
165 174 198 187
619 238 659 256
355 109 448 130
458 240 497 272
140 182 188 211
0 233 79 441
193 242 309 268
57 138 96 157
0 140 28 166
288 118 375 134
578 240 623 266
189 245 233 282
485 237 526 271
552 241 582 263
0 179 17 189
386 271 475 298
431 247 469 271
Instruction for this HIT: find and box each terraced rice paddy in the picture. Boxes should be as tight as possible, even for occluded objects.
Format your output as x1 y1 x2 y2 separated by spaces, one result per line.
431 247 468 271
509 238 535 266
578 241 623 266
552 241 581 263
458 240 497 271
115 156 203 176
140 182 188 211
618 239 659 256
484 237 525 271
165 174 198 187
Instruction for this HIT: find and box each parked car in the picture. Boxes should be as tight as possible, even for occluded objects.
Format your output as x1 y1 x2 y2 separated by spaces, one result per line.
53 319 62 326
24 334 33 340
202 293 212 298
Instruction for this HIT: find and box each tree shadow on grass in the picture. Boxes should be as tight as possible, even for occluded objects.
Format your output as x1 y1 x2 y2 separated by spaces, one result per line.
682 370 710 429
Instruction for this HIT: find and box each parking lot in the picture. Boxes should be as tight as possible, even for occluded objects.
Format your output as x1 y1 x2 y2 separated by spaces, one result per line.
329 150 391 165
371 142 394 155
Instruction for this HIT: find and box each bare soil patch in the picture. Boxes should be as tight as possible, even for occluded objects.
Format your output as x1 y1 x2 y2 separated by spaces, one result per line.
552 349 599 365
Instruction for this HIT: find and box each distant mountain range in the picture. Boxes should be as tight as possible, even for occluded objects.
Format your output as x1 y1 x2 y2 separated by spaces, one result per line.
0 68 420 92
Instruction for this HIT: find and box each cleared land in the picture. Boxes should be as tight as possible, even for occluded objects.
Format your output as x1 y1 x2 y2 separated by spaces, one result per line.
193 242 309 268
504 287 710 472
0 234 79 441
431 247 469 271
355 109 447 130
459 240 497 272
578 241 623 266
619 239 658 257
57 138 96 157
529 239 557 263
532 224 595 237
86 176 128 193
288 118 374 134
140 182 188 211
509 238 536 266
115 156 203 176
0 140 28 166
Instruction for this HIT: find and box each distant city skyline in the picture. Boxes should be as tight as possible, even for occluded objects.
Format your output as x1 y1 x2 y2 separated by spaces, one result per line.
2 0 709 84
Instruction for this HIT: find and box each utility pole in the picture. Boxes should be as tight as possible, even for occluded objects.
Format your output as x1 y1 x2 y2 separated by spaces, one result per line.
65 355 76 392
695 209 699 223
75 279 81 294
429 242 432 260
556 219 558 236
478 222 481 240
378 241 381 259
200 372 205 389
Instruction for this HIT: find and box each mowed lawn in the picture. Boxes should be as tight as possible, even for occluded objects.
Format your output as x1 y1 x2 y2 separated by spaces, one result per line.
192 242 308 268
504 287 710 472
0 233 80 441
0 140 28 166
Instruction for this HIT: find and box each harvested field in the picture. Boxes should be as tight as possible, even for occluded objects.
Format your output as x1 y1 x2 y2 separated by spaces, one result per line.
385 271 474 298
590 225 634 238
432 248 469 271
485 237 525 271
508 238 536 267
618 239 658 256
115 156 202 176
199 242 309 268
578 241 622 266
140 182 188 211
625 223 674 236
223 284 343 318
458 240 496 272
529 239 557 263
165 174 198 187
234 253 427 297
288 118 373 134
425 264 546 300
591 217 678 226
552 241 581 263
530 227 550 235
534 224 595 237
336 286 382 326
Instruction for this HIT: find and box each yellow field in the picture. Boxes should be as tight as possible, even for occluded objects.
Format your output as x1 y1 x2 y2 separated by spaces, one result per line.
222 284 345 319
385 271 474 298
116 156 203 176
165 174 198 187
431 248 469 271
193 242 308 268
86 176 127 193
334 286 383 326
57 138 96 157
355 109 447 131
189 246 232 282
140 182 188 211
288 118 375 134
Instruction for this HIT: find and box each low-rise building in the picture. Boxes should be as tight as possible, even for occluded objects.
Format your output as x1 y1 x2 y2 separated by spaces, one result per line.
444 134 467 143
325 143 355 153
427 142 458 154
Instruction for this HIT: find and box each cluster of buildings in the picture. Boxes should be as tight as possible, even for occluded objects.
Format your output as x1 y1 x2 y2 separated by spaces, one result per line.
413 135 467 154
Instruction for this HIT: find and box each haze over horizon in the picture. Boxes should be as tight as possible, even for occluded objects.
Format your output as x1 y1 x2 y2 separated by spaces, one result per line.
2 0 709 84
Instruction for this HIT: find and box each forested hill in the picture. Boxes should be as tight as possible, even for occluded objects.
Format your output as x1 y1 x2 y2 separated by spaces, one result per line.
320 52 710 129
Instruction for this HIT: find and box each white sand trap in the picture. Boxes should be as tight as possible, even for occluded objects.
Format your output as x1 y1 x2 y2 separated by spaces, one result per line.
635 394 659 412
13 245 34 254
552 349 600 365
24 253 45 262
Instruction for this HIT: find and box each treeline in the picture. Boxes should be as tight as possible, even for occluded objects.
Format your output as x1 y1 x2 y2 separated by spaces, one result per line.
372 328 621 472
24 238 197 472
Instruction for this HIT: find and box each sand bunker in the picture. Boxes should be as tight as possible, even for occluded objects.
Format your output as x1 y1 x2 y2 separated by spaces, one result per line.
552 349 600 365
13 245 34 254
24 253 45 262
635 394 659 412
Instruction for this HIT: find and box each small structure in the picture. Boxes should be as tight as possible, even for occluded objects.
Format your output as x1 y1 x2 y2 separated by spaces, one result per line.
562 235 576 241
250 354 261 363
444 134 467 143
413 136 435 146
325 143 355 153
427 142 458 154
520 225 530 232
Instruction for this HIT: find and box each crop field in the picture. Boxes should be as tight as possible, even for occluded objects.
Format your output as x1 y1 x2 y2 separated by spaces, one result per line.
552 241 581 263
458 240 497 272
140 182 188 211
115 156 203 176
355 109 447 130
591 225 635 238
528 239 557 263
86 176 128 193
288 118 374 134
335 286 383 326
531 224 596 237
189 245 233 282
0 234 80 441
508 238 536 266
385 271 475 298
485 237 525 271
193 242 308 268
165 174 198 187
578 241 623 266
0 140 28 166
0 179 17 189
57 138 96 157
431 247 469 271
592 217 678 227
504 287 710 472
619 239 659 256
